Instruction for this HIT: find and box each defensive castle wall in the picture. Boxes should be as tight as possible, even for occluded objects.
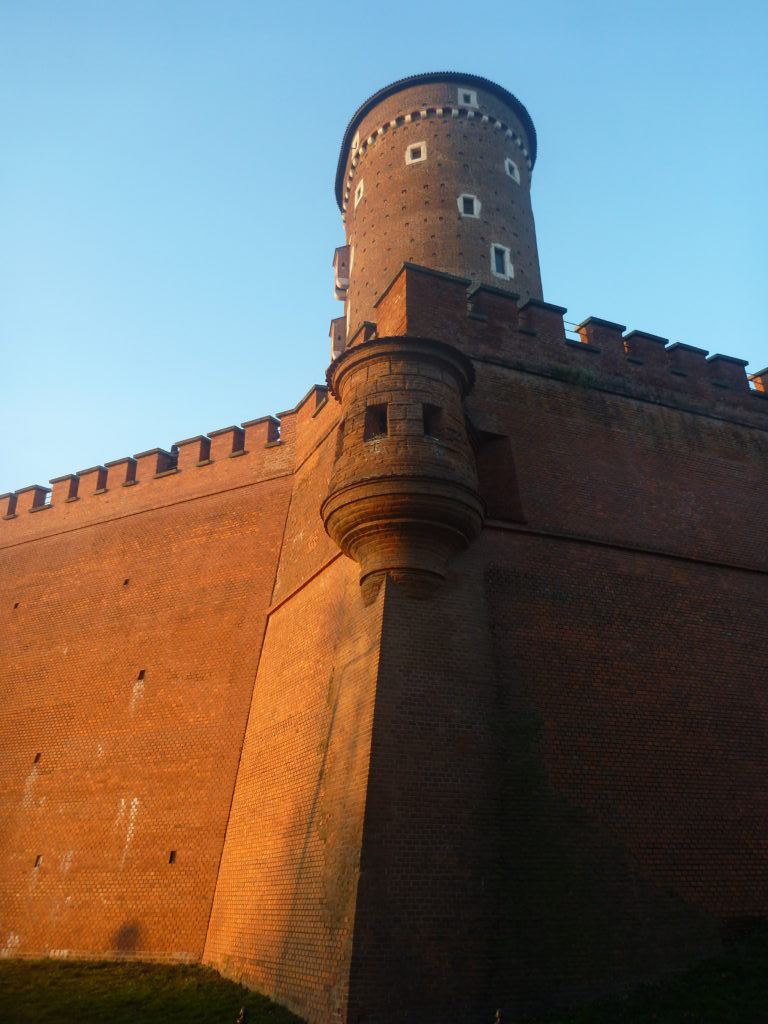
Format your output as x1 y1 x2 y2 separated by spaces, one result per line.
2 262 767 1020
5 61 767 1023
0 383 340 965
5 263 764 544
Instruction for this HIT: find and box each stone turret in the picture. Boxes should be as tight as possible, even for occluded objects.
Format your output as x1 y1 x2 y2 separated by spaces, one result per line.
322 335 483 599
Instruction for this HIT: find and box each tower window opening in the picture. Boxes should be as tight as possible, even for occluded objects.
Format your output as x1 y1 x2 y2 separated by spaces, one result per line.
34 855 42 869
354 179 364 208
169 850 177 865
491 244 514 280
364 404 388 441
33 752 41 764
458 194 481 218
137 669 145 681
405 142 427 165
505 158 521 184
422 404 444 439
458 88 478 108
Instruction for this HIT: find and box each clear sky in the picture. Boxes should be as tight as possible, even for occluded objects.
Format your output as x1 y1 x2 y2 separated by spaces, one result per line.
1 0 766 494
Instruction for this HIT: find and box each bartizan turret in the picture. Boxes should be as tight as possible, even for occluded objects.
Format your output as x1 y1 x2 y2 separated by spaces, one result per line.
322 334 484 599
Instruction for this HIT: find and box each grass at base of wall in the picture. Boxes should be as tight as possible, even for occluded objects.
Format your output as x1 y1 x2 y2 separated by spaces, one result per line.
3 929 768 1024
0 959 302 1024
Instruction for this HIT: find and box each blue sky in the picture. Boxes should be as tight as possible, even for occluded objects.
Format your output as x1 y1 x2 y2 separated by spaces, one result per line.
1 0 766 494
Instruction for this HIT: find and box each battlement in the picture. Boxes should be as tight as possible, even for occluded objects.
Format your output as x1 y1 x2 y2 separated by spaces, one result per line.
367 263 766 424
0 385 331 535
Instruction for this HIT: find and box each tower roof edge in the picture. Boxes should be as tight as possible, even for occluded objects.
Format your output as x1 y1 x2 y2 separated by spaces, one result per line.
334 71 538 210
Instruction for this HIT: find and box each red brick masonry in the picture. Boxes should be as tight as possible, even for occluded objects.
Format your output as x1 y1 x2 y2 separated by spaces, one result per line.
2 264 766 1022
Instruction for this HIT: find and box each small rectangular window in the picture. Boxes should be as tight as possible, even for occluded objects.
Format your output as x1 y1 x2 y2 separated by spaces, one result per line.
34 855 42 868
405 142 427 165
137 669 145 681
422 404 443 439
491 244 513 279
354 179 364 208
458 88 478 108
364 404 388 441
505 157 521 183
169 850 177 865
458 194 481 218
33 752 41 764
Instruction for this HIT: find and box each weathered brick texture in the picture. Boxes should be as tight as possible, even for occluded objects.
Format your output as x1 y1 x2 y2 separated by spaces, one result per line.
2 70 766 1024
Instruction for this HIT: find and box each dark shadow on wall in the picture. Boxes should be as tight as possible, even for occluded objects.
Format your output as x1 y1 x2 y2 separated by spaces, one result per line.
485 564 723 1019
271 572 384 1021
112 921 142 955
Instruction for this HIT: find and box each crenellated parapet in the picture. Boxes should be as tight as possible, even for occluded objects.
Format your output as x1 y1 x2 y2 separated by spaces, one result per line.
363 262 766 423
0 386 331 534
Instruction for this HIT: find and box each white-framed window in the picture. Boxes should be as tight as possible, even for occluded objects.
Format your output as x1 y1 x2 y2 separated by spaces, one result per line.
490 243 514 280
457 193 481 218
352 131 360 152
354 179 364 208
458 87 478 108
405 141 427 165
505 157 521 184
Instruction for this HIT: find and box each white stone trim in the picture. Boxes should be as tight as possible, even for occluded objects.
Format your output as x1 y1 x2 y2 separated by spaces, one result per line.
490 242 514 280
340 106 533 212
405 141 427 165
354 179 364 208
457 87 478 108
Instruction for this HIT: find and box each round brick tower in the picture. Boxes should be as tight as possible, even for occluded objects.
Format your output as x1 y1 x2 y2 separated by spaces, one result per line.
334 71 542 341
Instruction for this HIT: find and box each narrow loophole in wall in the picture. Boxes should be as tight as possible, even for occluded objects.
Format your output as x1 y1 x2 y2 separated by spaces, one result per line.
137 669 145 681
334 420 346 462
33 752 41 764
34 855 42 869
123 578 130 587
364 404 388 441
168 850 176 865
423 404 444 439
13 602 19 610
475 434 526 523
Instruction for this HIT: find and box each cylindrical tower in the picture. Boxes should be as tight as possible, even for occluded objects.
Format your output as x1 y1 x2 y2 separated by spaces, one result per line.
334 72 542 341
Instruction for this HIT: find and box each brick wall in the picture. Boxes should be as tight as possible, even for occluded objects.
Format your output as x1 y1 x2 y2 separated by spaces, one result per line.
0 473 292 959
203 551 384 1023
2 253 767 1023
483 527 764 1015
